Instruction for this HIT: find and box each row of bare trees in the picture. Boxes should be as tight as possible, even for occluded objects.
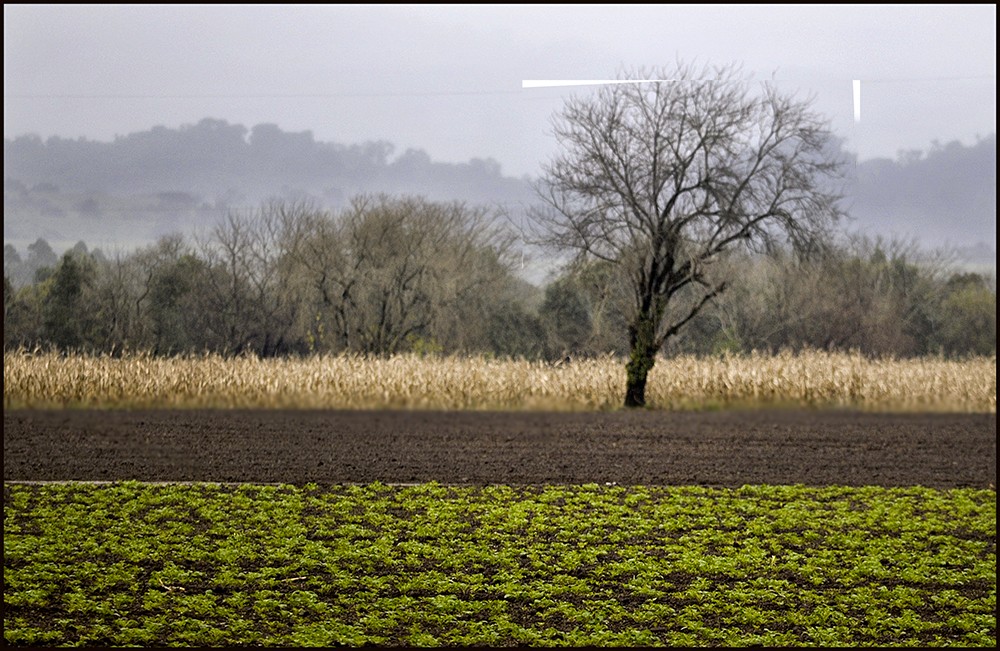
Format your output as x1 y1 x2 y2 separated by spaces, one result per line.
4 195 531 358
538 236 996 361
4 201 993 363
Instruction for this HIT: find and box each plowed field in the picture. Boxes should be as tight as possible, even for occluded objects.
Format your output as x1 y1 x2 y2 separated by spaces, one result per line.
4 410 995 488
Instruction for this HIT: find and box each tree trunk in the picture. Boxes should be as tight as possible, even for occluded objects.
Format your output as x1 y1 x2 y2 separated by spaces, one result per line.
624 314 658 408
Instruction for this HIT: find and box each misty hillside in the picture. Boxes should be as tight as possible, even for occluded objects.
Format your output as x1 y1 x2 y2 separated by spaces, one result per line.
3 119 996 266
3 118 537 252
844 134 996 265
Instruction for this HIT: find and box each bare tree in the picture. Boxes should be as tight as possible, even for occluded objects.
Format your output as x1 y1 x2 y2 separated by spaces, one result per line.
532 61 847 407
194 199 319 355
292 194 515 356
91 248 144 353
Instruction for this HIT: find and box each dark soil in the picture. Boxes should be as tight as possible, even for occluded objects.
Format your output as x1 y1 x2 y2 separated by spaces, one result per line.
4 409 995 488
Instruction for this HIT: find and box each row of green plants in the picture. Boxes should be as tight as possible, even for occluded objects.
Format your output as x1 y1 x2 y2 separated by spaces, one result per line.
4 481 995 646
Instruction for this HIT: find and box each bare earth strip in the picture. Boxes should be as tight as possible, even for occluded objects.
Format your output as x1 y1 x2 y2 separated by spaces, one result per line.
3 409 995 489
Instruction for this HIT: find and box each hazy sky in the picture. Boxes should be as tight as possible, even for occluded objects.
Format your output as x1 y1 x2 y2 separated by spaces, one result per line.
4 4 996 179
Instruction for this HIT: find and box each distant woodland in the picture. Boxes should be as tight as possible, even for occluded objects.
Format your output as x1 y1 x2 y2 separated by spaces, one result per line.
2 120 996 359
3 119 535 251
4 196 995 360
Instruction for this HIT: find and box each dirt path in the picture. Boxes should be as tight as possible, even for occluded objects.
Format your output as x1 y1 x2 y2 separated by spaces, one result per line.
3 409 995 488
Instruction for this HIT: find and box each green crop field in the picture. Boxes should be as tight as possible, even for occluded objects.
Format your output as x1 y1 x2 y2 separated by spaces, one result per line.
3 481 995 647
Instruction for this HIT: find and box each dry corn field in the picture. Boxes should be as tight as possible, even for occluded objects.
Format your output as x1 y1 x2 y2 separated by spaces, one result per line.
3 350 995 412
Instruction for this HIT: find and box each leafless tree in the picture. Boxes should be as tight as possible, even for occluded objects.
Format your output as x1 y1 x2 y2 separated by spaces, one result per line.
197 199 316 355
91 248 144 353
292 194 515 356
531 61 847 406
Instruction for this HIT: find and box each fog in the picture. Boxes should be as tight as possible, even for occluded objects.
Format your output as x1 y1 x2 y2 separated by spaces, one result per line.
5 5 995 177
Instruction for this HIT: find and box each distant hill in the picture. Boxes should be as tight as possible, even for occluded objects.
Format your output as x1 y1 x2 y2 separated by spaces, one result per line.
845 134 996 267
3 118 537 252
3 119 995 269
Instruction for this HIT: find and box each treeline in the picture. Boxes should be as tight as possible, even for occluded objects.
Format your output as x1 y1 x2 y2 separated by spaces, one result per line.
4 197 996 359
